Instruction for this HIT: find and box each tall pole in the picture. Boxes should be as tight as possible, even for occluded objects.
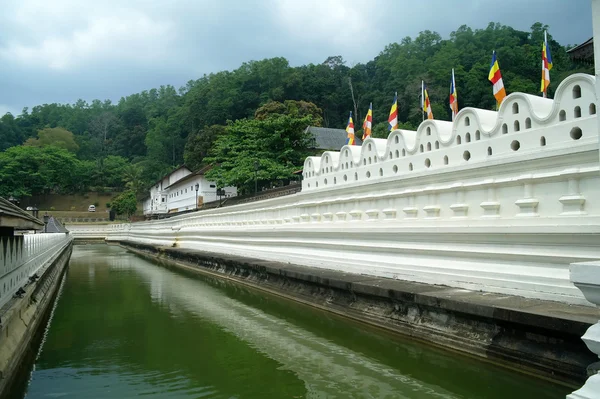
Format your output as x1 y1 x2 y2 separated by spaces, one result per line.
348 77 359 125
421 80 425 122
542 30 548 99
542 58 547 98
451 68 456 122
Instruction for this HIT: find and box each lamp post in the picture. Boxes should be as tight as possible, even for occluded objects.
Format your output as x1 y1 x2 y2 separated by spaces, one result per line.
43 213 49 233
254 161 259 195
195 183 199 211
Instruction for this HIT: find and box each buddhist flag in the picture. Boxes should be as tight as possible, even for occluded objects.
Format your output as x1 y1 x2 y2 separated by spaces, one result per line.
421 81 433 120
488 50 507 106
541 30 553 96
449 69 458 120
346 111 356 145
362 103 373 140
388 92 398 131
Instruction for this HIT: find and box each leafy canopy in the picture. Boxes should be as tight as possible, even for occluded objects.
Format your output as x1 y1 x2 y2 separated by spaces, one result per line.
205 101 318 193
110 190 138 217
24 127 79 153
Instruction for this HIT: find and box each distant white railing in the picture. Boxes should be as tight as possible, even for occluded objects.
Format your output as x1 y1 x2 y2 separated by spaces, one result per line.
0 233 72 309
67 224 128 240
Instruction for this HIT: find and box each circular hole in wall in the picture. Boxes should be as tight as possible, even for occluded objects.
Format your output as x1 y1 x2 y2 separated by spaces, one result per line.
393 165 398 173
366 171 371 178
511 140 520 151
409 163 413 171
463 151 471 161
379 168 383 176
425 158 431 168
570 127 582 140
344 175 347 181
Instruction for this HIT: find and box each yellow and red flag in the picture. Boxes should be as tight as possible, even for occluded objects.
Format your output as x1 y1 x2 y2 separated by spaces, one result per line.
345 111 356 145
362 103 372 140
388 93 398 131
449 69 458 120
540 30 553 96
488 51 506 106
422 81 433 120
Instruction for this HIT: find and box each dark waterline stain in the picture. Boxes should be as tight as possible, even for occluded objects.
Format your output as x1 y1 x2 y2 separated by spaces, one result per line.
18 244 570 399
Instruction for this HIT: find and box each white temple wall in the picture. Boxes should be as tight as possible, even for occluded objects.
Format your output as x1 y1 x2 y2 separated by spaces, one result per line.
101 73 600 307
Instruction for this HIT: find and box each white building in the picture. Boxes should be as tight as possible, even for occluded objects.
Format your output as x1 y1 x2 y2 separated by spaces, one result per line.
143 165 237 217
144 165 192 216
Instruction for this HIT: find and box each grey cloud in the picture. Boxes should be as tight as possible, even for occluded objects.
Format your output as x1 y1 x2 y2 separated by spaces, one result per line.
0 0 592 116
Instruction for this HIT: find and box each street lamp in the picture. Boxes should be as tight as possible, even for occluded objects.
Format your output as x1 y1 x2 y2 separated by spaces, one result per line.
43 213 49 233
254 160 259 195
194 183 199 211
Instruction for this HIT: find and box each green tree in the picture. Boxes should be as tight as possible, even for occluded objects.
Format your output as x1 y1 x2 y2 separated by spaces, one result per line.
205 113 314 193
101 155 129 189
110 190 138 218
184 125 226 171
0 145 82 197
122 164 147 195
24 127 80 153
255 100 324 126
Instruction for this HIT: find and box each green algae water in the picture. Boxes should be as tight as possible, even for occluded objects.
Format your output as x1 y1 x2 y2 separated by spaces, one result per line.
18 244 570 399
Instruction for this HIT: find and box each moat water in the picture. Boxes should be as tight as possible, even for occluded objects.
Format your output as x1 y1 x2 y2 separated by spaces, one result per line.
18 244 569 398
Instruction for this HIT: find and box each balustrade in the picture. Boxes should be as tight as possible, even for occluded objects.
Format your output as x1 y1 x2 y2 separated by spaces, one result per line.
0 233 71 308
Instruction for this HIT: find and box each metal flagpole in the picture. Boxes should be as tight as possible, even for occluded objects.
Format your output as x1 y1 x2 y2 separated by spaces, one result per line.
542 30 548 98
542 59 547 98
421 80 425 121
450 68 457 122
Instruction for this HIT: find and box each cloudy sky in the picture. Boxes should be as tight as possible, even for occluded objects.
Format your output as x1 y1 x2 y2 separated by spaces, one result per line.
0 0 593 116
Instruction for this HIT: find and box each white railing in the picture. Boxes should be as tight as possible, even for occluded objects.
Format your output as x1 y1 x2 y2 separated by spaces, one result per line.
0 233 72 308
67 223 128 240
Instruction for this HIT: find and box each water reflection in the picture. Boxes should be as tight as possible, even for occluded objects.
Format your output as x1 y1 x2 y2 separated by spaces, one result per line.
22 245 568 399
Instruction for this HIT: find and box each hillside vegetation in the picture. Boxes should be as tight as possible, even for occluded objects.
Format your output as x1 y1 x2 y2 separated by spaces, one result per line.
0 22 591 197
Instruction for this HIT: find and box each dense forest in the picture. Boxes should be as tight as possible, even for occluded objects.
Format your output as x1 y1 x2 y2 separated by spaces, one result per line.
0 22 592 198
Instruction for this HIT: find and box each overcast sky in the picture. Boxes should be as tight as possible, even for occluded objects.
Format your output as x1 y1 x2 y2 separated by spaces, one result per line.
0 0 593 117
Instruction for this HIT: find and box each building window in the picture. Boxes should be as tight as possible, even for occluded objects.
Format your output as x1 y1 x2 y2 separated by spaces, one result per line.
210 184 216 188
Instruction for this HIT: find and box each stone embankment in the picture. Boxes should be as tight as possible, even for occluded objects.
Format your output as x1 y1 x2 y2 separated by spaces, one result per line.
118 240 599 387
0 240 72 398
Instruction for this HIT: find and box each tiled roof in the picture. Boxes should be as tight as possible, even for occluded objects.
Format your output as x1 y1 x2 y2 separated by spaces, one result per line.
164 165 214 189
567 37 593 53
305 126 363 151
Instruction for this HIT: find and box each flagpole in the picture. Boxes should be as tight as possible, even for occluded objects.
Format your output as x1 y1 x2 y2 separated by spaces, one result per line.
421 80 424 122
542 59 547 98
542 30 548 98
451 68 455 121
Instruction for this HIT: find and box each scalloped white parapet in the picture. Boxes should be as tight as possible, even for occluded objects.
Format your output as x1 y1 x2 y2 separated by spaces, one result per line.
0 233 72 308
302 73 598 192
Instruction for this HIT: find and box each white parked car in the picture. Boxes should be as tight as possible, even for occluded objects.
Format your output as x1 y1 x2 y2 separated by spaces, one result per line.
88 205 96 212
